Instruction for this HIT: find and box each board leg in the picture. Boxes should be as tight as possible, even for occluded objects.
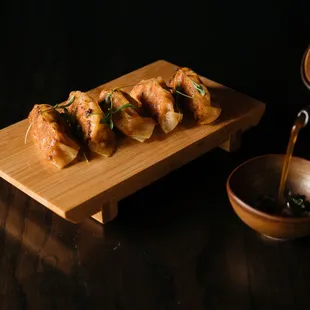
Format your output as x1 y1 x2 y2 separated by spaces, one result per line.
219 130 242 152
91 200 118 224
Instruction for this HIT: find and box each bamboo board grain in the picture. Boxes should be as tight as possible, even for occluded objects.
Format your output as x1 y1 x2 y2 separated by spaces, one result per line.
0 60 265 223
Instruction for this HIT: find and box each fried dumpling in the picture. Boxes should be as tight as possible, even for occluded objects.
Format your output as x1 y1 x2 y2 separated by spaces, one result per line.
67 91 116 157
169 67 221 124
130 77 183 134
28 104 80 168
99 88 156 142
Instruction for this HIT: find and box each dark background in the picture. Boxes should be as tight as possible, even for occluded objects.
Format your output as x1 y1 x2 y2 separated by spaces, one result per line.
1 0 309 153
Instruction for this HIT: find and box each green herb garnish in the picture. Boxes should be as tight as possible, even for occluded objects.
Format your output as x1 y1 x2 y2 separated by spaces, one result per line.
100 89 136 129
24 122 33 144
168 84 193 99
82 151 89 163
174 83 182 113
170 83 192 114
59 108 84 140
40 95 80 137
43 96 76 113
256 191 310 217
191 80 205 96
53 96 75 110
174 88 192 99
60 110 76 126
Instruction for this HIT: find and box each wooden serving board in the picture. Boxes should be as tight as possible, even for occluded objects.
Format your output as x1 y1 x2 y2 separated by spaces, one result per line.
0 60 265 224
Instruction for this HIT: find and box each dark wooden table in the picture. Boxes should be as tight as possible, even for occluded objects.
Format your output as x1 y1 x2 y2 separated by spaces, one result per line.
1 111 310 310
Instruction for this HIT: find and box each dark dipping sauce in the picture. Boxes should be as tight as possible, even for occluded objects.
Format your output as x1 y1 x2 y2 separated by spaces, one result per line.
255 191 310 217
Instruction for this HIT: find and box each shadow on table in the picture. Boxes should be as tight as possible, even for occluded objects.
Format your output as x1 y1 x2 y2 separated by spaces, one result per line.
0 148 235 310
3 147 310 310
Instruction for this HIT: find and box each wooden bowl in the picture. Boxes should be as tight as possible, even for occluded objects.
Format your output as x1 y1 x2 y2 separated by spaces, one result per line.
226 154 310 240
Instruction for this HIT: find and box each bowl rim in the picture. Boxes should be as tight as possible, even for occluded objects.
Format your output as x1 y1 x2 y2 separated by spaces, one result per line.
227 153 310 223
